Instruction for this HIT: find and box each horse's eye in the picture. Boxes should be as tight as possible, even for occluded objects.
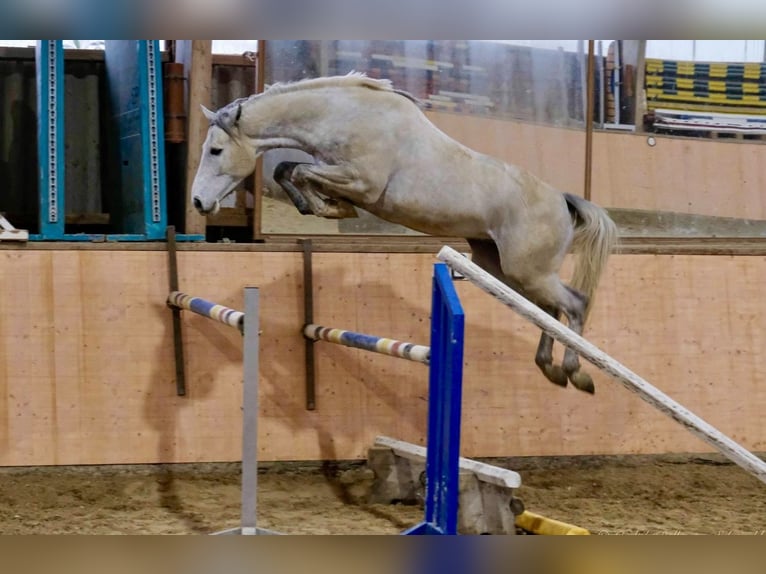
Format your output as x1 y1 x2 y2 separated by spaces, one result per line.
210 148 223 156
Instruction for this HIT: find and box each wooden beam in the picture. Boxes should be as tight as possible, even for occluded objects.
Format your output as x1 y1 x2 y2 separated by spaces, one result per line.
374 436 521 488
253 42 266 241
175 41 212 236
7 235 766 255
633 40 648 131
584 40 595 201
207 207 251 228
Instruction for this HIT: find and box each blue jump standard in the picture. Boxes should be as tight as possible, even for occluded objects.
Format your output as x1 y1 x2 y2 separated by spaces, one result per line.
402 263 465 535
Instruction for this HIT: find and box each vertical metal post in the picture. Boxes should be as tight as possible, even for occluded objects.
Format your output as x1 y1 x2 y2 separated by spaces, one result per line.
141 40 168 240
403 263 465 535
35 40 65 239
302 239 316 410
240 287 260 534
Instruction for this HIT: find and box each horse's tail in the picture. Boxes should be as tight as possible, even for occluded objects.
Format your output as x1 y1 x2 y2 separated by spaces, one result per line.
564 193 619 319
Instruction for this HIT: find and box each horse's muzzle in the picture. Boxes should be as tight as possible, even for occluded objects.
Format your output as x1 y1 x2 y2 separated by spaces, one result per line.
193 196 218 215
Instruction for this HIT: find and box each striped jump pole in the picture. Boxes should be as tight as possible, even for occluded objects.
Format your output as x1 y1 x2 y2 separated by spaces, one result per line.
167 291 245 333
303 324 431 365
437 245 766 485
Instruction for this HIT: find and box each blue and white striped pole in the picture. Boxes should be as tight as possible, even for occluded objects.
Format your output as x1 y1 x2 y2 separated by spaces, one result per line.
167 291 244 333
303 324 430 365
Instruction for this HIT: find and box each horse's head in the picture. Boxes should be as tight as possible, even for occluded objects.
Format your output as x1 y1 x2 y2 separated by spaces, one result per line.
191 103 257 215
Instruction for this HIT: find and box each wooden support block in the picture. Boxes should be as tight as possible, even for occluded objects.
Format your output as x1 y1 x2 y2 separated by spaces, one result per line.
367 445 423 505
458 473 520 535
368 436 523 534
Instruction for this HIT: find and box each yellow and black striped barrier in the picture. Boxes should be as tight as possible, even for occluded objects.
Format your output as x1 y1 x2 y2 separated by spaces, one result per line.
645 58 766 114
646 58 766 82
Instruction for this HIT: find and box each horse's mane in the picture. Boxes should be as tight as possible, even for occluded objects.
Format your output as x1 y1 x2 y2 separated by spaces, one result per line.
264 71 396 98
215 72 421 120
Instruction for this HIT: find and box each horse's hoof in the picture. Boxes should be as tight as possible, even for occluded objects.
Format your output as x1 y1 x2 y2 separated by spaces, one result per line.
569 371 595 394
542 364 568 387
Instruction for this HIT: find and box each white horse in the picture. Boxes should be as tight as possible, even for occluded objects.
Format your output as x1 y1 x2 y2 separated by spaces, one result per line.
191 73 619 394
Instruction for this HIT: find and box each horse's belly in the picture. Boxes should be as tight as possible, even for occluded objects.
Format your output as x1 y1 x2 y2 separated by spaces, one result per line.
369 196 490 238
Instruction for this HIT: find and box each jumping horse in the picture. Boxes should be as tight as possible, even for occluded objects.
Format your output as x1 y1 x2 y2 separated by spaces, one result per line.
190 72 619 394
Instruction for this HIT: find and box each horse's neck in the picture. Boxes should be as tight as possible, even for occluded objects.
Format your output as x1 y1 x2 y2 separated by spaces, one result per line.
243 90 332 142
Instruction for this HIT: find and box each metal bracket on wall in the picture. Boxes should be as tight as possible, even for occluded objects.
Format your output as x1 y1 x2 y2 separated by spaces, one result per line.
166 225 187 396
302 238 316 411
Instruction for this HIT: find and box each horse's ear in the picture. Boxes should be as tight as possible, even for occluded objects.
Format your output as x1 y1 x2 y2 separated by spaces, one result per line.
200 104 217 122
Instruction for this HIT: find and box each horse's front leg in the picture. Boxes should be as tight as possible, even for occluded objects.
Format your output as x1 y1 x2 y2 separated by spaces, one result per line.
273 161 313 214
273 161 359 219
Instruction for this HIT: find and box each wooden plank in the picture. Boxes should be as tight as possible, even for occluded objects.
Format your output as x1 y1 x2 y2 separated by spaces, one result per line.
207 207 250 228
633 40 647 130
7 236 766 255
64 213 110 225
253 43 266 241
374 436 521 488
0 251 56 464
176 41 211 236
0 250 765 465
212 54 259 67
591 129 766 220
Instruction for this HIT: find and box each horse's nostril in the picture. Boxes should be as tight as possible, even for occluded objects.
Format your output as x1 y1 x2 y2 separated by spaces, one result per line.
193 197 203 211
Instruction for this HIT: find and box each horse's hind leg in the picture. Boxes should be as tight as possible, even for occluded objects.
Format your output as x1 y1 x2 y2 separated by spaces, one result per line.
468 240 569 388
530 279 594 393
491 225 596 393
535 307 569 388
558 286 595 393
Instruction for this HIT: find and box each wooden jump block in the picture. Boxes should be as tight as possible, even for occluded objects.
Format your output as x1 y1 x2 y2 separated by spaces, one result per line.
368 436 523 534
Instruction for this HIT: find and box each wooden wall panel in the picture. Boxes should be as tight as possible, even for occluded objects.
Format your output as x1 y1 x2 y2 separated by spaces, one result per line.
426 111 586 196
0 250 765 466
591 131 766 219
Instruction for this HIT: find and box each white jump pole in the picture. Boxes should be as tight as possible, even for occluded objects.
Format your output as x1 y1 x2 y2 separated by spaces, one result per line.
437 245 766 485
